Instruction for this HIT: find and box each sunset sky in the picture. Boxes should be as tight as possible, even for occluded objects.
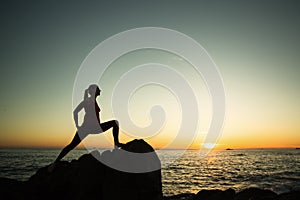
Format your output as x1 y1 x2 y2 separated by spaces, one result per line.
0 0 299 149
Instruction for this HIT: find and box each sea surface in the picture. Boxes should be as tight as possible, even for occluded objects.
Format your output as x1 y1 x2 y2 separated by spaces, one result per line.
0 148 299 196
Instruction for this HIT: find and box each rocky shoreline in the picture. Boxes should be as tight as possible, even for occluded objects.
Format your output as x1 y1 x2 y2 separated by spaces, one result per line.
0 139 299 200
164 188 300 200
1 176 299 200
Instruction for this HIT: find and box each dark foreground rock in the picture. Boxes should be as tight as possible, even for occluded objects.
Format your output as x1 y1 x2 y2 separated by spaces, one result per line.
194 188 235 200
234 187 277 200
0 139 163 200
164 188 300 200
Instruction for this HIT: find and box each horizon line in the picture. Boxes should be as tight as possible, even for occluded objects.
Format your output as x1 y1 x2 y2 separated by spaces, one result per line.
0 146 299 150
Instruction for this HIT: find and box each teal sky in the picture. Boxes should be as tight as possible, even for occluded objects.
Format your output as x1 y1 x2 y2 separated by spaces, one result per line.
0 0 299 148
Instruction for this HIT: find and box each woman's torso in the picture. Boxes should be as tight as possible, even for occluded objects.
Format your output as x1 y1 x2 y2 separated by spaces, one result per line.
79 98 101 135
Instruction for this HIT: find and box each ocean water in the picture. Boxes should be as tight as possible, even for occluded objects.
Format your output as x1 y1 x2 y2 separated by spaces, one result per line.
0 148 299 196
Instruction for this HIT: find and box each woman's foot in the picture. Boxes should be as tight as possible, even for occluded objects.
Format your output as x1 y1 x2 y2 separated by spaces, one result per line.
114 142 124 149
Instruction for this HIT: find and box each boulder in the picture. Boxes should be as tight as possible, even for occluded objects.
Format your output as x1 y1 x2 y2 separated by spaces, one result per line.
1 139 163 200
164 193 195 200
234 188 277 200
99 139 162 200
0 177 27 199
274 191 300 200
195 188 235 200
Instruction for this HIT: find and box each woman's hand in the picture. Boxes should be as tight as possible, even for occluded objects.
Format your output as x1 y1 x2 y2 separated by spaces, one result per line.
75 124 80 130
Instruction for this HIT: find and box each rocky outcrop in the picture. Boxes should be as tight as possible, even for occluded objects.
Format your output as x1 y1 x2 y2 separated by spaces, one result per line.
163 188 300 200
234 187 277 200
194 188 235 200
0 139 163 200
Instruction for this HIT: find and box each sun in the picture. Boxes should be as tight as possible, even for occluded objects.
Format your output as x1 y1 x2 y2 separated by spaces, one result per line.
203 143 216 149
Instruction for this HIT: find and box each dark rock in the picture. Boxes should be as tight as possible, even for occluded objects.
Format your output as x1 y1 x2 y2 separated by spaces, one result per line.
122 139 155 153
195 188 235 200
195 189 223 200
274 191 300 200
0 177 23 187
164 193 195 200
100 139 162 200
0 178 26 200
234 188 277 200
224 189 236 199
1 139 162 200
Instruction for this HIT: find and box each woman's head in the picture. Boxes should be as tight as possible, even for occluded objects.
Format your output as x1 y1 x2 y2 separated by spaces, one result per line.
86 84 101 98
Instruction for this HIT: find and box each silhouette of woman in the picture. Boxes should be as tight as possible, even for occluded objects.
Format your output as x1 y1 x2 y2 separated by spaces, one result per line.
54 84 123 163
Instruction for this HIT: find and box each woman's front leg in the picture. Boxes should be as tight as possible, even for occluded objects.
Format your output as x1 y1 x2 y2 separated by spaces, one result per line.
100 120 122 147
